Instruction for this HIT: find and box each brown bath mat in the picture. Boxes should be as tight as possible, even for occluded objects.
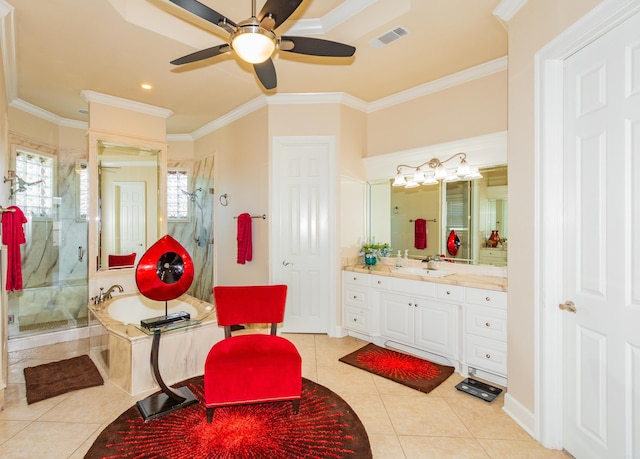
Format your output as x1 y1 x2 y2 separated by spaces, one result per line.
339 343 454 394
24 354 104 404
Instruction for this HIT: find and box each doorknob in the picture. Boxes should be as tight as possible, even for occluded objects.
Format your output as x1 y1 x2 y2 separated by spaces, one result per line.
559 300 576 313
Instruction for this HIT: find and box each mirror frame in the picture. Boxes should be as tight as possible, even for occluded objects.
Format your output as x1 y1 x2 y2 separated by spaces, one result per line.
88 130 167 278
363 131 507 262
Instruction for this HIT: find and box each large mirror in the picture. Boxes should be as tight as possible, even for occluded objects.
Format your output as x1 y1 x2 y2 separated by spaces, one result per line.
88 133 167 273
369 165 508 266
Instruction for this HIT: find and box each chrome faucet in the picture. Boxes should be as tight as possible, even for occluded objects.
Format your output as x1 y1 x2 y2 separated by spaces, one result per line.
93 285 124 304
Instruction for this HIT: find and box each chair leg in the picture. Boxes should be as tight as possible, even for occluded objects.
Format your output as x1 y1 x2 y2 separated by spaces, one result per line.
291 399 300 414
206 407 215 423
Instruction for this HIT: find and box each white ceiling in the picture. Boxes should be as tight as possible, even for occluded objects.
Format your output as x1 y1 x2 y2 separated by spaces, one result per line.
4 0 508 135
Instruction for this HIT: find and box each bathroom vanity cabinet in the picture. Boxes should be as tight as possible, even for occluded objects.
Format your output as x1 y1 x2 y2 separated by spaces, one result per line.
342 269 507 386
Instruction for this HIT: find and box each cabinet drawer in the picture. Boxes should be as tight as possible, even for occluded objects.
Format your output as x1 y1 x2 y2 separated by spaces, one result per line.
343 285 368 308
436 283 465 303
343 272 369 287
465 288 506 309
465 335 507 376
465 305 507 341
370 274 391 290
344 307 368 333
390 276 436 297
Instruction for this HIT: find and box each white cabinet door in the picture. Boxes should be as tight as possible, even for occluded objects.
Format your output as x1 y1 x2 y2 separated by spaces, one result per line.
414 299 459 360
380 293 414 345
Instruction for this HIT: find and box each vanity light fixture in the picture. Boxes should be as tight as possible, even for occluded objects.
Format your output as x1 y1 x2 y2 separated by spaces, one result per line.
392 152 482 187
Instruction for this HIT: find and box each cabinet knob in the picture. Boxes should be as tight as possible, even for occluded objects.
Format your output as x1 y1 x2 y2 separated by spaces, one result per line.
485 354 492 359
377 280 382 285
446 291 451 295
485 322 491 328
353 277 357 281
352 295 357 299
408 302 413 307
353 318 357 322
414 303 418 308
485 297 491 302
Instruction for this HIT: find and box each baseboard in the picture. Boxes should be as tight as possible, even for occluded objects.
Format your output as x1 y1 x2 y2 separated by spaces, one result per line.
503 393 536 439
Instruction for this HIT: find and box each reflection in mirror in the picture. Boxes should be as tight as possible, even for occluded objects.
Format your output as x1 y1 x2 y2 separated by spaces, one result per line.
96 141 161 271
369 166 507 266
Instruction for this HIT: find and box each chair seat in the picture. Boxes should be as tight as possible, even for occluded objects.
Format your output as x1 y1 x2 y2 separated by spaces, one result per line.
204 334 302 408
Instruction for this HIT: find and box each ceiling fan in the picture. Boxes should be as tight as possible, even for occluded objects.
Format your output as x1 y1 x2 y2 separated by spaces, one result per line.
168 0 356 90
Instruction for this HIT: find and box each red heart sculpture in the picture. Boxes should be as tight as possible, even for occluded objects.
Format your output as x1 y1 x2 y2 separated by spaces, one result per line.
135 235 194 301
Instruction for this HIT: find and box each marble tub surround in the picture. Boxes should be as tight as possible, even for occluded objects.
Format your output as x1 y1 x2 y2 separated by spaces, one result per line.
89 293 223 395
344 257 507 292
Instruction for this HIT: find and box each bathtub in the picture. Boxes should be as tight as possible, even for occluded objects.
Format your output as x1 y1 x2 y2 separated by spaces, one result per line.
89 293 224 395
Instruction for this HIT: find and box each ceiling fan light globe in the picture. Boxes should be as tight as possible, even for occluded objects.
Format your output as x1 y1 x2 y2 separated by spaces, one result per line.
232 25 276 64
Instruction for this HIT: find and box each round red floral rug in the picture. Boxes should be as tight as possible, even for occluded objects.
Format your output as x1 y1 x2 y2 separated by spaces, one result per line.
85 377 371 459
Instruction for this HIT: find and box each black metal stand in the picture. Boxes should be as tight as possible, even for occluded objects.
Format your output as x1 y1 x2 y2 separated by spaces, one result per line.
136 330 198 421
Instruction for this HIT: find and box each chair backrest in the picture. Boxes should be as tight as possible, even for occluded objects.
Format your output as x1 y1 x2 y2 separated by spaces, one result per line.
213 285 288 329
108 253 136 268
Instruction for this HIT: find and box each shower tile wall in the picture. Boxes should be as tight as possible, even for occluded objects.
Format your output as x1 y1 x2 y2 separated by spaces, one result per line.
168 156 214 303
7 134 88 335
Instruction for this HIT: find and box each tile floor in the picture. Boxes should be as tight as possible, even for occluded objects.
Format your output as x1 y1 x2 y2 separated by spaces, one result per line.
0 333 572 458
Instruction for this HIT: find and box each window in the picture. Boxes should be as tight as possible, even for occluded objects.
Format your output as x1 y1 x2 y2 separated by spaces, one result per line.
167 169 189 220
14 147 54 218
77 161 89 220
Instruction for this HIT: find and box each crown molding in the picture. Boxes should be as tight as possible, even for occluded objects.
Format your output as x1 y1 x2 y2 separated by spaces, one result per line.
80 90 173 118
286 0 377 35
11 58 507 140
368 56 508 113
190 96 268 140
10 98 87 129
493 0 528 22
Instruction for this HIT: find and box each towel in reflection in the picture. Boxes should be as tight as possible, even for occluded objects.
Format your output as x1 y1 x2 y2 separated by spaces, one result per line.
236 213 253 264
1 206 27 291
414 218 427 249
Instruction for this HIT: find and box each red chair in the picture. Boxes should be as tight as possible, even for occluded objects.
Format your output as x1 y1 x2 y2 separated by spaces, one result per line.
204 285 301 422
108 252 136 268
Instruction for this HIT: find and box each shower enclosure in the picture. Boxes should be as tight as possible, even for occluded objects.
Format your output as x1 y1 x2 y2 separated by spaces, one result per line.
168 155 214 302
6 143 88 338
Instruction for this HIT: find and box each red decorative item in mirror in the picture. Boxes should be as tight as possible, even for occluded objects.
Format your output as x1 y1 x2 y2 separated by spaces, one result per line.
447 230 461 256
136 235 194 301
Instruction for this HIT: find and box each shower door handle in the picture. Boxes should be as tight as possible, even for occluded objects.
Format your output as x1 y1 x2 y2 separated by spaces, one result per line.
78 246 84 261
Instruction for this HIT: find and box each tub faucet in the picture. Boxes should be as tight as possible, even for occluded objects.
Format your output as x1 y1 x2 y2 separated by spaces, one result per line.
93 285 124 304
103 284 124 301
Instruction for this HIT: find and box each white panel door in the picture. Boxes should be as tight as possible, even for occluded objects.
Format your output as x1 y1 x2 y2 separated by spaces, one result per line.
115 182 146 259
563 12 640 458
271 137 335 333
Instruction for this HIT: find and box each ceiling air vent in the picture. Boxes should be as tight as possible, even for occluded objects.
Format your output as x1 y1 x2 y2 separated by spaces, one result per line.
369 26 410 48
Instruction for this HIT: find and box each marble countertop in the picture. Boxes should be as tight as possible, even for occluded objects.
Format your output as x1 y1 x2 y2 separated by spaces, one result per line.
343 263 507 292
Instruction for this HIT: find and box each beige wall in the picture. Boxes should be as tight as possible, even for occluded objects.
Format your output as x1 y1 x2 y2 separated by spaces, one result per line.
195 108 270 286
506 0 601 415
367 71 508 157
0 27 8 410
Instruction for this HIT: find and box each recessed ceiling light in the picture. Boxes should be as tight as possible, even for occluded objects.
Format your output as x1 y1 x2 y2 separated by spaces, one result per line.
140 83 153 90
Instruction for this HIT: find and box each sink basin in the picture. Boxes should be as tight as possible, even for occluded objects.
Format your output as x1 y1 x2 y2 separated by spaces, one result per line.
391 267 454 278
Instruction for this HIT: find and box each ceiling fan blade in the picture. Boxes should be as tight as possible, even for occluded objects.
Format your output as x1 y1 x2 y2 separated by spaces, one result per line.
253 59 277 90
258 0 303 30
168 0 236 28
280 36 356 57
170 44 231 65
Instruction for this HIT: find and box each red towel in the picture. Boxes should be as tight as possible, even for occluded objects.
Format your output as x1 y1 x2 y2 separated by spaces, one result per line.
414 218 427 249
1 206 27 291
236 213 253 264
